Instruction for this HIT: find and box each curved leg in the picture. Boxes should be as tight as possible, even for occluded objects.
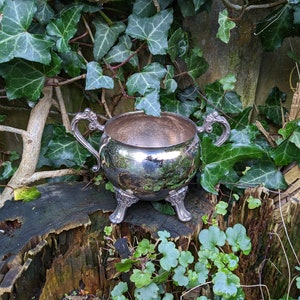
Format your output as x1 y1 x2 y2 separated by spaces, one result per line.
110 187 139 224
165 186 192 222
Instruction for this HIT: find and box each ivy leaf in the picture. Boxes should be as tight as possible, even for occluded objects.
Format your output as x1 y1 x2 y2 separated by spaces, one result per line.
246 195 262 209
35 0 55 25
198 226 226 250
126 9 173 55
229 125 260 145
200 137 265 194
46 6 83 53
43 124 91 167
226 224 252 254
259 87 287 125
86 61 114 90
185 47 209 80
168 28 188 61
161 96 198 117
106 35 138 68
132 0 157 17
93 20 126 60
0 60 45 101
60 51 86 77
219 74 236 91
14 186 41 202
135 90 161 116
158 241 180 271
288 122 300 148
212 271 240 298
0 0 53 64
127 62 167 95
205 81 242 114
151 201 175 216
237 160 287 190
134 282 160 300
216 9 236 43
0 161 17 180
130 269 152 288
173 265 189 286
255 5 294 51
162 65 177 94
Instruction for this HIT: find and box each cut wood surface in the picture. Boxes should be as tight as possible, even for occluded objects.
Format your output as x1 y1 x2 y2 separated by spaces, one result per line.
0 181 212 299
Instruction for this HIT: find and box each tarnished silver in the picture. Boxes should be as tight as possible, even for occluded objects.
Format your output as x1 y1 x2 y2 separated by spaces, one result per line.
71 109 230 224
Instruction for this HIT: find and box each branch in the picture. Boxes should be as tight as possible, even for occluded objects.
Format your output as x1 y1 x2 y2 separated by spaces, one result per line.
222 0 287 11
0 125 28 137
55 84 71 132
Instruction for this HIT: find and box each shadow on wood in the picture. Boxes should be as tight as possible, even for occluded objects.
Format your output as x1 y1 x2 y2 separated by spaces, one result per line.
0 181 212 299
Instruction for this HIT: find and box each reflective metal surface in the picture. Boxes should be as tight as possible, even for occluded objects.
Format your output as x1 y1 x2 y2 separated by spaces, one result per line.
71 109 230 223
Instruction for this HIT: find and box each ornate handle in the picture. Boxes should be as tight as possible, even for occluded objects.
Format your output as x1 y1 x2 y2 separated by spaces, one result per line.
71 108 105 172
197 111 230 146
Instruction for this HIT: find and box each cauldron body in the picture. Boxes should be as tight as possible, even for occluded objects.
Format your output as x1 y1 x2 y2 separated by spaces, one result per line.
71 109 230 223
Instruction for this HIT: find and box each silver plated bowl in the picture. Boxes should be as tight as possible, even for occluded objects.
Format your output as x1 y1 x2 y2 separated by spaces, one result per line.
71 109 230 224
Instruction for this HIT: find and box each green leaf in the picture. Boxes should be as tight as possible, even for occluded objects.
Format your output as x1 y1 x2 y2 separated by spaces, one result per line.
93 20 126 60
0 60 45 101
179 250 194 267
205 81 243 114
255 5 294 51
216 9 236 43
198 226 226 250
162 65 177 94
158 241 179 271
296 276 300 289
46 5 83 53
151 201 176 216
106 35 139 68
35 0 55 25
135 90 161 116
126 62 167 95
212 271 240 298
185 47 209 80
226 224 252 254
134 282 159 300
173 265 189 286
85 61 114 90
130 269 152 288
237 160 287 190
126 9 173 55
219 74 236 91
158 230 171 242
60 51 86 77
111 282 128 299
200 137 265 194
191 262 209 285
132 0 156 17
0 161 16 180
116 258 136 273
229 125 260 145
246 195 262 209
0 0 53 64
216 200 228 215
14 186 41 202
43 124 91 167
177 0 198 17
219 252 239 271
134 239 155 258
167 28 188 61
259 87 287 125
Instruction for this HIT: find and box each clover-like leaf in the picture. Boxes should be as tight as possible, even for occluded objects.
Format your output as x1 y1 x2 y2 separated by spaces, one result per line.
212 271 240 298
134 282 160 300
110 282 128 300
0 0 53 64
198 226 226 250
226 224 252 254
47 5 83 53
126 9 173 55
219 253 239 271
215 200 228 215
135 90 161 116
179 250 194 267
246 195 262 209
173 265 189 286
126 62 167 95
216 9 236 43
130 269 152 288
134 239 155 258
189 262 209 286
106 35 138 67
93 20 125 60
158 230 171 242
158 241 179 271
86 61 114 90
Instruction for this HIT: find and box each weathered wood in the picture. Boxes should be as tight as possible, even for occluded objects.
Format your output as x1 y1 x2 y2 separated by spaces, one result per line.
0 181 212 299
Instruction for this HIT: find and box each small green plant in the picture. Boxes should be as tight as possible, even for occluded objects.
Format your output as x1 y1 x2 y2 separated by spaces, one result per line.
109 225 251 300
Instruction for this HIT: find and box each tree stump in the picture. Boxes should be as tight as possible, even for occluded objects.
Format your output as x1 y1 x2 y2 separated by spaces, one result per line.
0 181 212 300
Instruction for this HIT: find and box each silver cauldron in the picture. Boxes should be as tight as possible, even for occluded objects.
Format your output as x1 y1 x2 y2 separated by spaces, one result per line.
71 109 230 224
